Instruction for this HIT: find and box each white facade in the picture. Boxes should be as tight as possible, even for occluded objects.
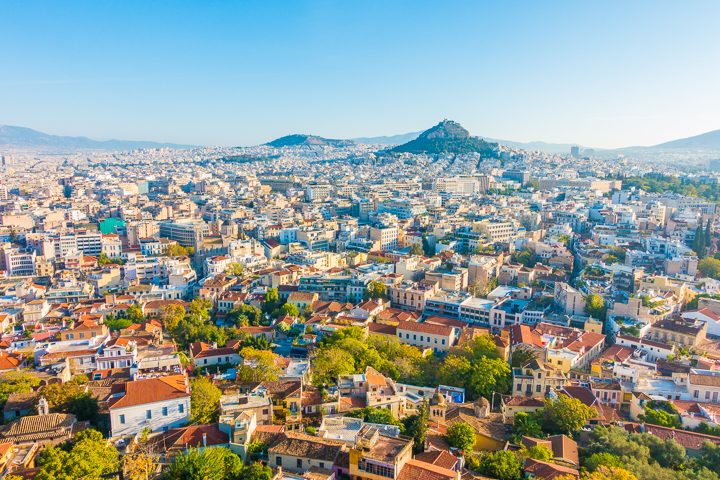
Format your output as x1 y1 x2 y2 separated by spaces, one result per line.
110 397 191 437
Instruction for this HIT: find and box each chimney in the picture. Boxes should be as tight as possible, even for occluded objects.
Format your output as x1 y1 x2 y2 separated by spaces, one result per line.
203 433 207 447
37 396 49 415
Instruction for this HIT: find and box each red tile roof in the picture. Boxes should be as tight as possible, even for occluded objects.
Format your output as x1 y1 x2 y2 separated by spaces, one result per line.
109 374 189 409
624 422 720 450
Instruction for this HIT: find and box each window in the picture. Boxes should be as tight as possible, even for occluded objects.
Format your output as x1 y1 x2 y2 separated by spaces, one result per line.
516 383 522 391
276 456 282 466
179 403 184 413
694 390 699 399
146 410 152 419
119 414 125 424
442 339 446 345
296 459 302 469
162 407 168 416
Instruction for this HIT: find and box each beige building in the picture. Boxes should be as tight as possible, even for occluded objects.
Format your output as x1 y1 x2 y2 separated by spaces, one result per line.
388 281 438 312
554 282 586 316
648 318 706 348
512 358 568 397
395 320 457 352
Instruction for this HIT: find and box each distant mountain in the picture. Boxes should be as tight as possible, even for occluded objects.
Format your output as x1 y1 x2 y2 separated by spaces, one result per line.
265 134 353 148
0 125 194 151
650 129 720 150
352 131 421 146
389 120 498 156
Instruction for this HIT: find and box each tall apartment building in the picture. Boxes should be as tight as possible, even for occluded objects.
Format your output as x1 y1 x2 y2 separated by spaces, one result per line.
475 220 515 243
48 230 103 259
369 225 398 251
159 220 208 248
305 183 332 202
4 248 36 276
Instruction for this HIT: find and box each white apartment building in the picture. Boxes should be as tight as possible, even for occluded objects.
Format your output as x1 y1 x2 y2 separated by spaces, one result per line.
108 374 191 437
369 225 398 251
101 234 123 258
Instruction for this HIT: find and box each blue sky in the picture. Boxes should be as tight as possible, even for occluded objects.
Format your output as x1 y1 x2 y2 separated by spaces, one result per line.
1 1 719 147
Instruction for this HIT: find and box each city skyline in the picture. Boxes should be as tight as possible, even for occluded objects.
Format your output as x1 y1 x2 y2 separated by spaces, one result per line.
2 0 719 148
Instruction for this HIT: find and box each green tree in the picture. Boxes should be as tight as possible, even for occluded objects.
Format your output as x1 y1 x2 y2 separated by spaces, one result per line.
363 280 387 300
542 394 597 435
421 234 434 256
98 252 112 265
467 357 511 400
229 304 264 326
38 382 99 423
162 304 186 332
161 448 270 480
188 297 212 321
585 466 639 480
171 298 226 348
347 407 403 428
402 400 429 453
225 262 245 277
699 257 720 279
698 441 720 472
584 452 624 472
263 287 279 312
241 335 273 350
190 377 221 424
585 293 607 321
474 450 522 480
438 336 510 400
165 244 193 257
126 303 145 323
36 429 119 480
639 407 681 429
437 355 472 390
632 434 686 470
512 412 544 440
237 347 281 382
527 444 554 461
512 249 535 267
281 303 300 317
694 224 707 258
456 335 501 361
312 347 356 386
409 243 424 256
105 317 133 331
123 450 157 480
446 422 476 453
511 348 537 368
0 371 41 409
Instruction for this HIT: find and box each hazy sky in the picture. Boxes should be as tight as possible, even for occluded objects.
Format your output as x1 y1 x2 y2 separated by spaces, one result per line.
1 1 719 148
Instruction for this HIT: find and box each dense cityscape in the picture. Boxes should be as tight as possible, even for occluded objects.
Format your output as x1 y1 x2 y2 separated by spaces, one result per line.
1 117 720 480
3 1 720 479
